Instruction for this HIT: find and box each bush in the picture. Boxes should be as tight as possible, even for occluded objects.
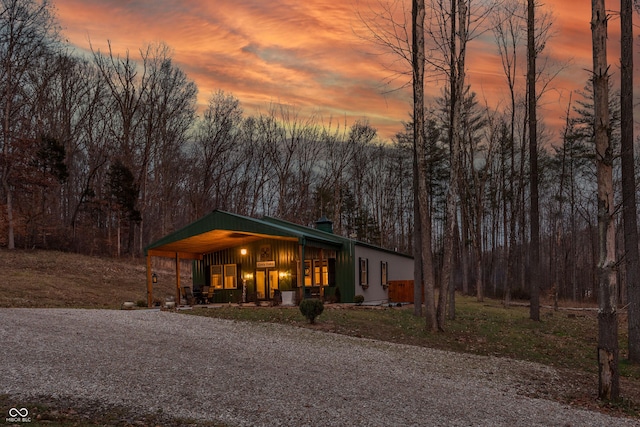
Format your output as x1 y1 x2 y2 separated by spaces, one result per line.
354 295 365 305
299 298 324 324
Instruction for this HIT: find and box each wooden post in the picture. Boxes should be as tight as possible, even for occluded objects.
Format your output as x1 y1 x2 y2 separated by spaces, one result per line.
176 253 181 306
319 248 324 298
299 240 306 301
146 255 153 307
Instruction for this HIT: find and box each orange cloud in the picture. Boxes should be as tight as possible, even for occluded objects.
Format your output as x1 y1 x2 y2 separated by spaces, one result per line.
54 0 639 142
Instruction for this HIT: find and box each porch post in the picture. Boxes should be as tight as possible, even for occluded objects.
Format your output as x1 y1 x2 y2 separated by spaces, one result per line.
319 248 324 298
175 253 181 306
146 254 153 307
299 238 306 301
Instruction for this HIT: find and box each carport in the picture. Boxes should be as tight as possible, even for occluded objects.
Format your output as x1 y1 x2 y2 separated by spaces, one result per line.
144 210 345 306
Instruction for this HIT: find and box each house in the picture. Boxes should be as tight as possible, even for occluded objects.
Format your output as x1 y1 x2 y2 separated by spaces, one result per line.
144 210 414 306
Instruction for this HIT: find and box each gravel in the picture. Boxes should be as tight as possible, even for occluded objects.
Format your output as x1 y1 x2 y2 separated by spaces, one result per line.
1 308 638 427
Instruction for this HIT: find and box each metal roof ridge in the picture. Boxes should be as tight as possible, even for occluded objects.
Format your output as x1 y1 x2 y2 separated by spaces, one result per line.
260 216 346 244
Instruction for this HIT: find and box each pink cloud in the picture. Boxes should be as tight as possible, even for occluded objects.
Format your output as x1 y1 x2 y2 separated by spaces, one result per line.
54 0 640 142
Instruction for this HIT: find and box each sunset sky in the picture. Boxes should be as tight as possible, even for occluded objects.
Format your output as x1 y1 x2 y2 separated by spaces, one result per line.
53 0 638 143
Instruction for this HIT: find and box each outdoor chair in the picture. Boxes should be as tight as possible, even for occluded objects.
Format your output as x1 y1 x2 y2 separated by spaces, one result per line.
206 285 215 303
182 286 195 306
198 286 211 304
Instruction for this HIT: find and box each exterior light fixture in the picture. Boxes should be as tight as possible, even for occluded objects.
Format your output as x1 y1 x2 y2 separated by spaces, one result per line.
240 248 247 255
152 273 158 284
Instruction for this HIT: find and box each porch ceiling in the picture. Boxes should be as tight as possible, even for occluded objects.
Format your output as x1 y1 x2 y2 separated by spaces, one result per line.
147 230 297 258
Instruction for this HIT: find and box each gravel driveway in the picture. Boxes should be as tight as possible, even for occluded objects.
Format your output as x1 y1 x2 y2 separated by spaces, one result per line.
1 308 638 427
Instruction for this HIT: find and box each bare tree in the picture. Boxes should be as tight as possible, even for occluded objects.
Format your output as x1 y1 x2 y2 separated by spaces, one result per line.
355 0 412 91
527 0 541 321
315 118 354 235
620 0 640 363
346 120 379 238
142 45 197 241
356 1 432 317
492 0 524 307
231 115 271 217
0 0 59 249
591 0 619 400
190 90 243 217
426 0 485 328
92 43 150 255
458 91 497 304
413 0 438 331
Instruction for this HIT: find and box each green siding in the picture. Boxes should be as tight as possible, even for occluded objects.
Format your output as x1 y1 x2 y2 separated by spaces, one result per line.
193 260 206 286
198 238 301 302
191 237 362 303
335 240 356 302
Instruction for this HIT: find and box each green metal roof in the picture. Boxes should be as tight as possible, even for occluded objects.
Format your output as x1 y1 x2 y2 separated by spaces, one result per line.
261 216 350 245
145 210 344 259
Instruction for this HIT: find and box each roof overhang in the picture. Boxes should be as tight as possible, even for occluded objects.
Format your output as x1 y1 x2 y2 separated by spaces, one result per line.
144 210 342 260
146 230 298 259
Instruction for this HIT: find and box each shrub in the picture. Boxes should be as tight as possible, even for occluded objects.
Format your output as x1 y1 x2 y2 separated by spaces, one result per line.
354 295 365 305
299 298 324 324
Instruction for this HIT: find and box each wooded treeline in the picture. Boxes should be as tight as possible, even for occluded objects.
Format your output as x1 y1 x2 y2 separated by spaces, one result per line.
1 0 639 307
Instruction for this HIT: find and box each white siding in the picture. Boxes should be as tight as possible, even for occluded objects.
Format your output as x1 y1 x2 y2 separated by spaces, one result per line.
354 245 414 304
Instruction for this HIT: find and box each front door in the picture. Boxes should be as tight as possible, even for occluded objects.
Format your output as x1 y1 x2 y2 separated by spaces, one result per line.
256 269 279 300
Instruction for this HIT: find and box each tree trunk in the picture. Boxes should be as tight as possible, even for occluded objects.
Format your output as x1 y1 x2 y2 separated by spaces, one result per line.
592 0 619 400
620 0 640 363
461 215 470 295
2 80 15 250
527 0 540 321
4 180 15 249
475 198 484 302
448 215 460 320
413 0 437 331
413 180 424 316
438 0 467 331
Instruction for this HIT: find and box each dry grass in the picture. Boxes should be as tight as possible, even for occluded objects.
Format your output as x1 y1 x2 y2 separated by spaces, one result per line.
0 249 182 308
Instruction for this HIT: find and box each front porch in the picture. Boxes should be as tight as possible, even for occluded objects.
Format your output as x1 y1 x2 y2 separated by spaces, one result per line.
144 210 347 307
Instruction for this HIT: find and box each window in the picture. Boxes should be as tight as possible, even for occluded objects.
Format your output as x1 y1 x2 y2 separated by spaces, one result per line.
224 264 237 289
314 259 329 286
211 265 223 289
381 261 388 286
359 258 368 287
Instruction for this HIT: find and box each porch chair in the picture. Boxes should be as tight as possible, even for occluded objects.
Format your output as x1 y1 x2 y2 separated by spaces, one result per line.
198 286 210 304
182 286 195 306
206 285 215 303
195 286 208 304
